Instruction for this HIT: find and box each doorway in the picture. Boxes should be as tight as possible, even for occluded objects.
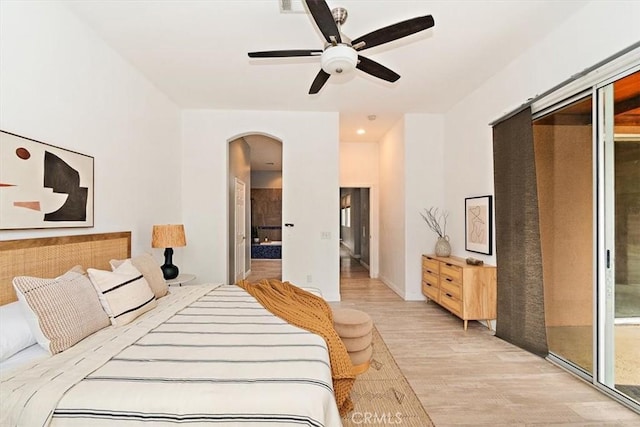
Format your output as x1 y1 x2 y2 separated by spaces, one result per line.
228 134 283 285
534 67 639 410
339 187 370 279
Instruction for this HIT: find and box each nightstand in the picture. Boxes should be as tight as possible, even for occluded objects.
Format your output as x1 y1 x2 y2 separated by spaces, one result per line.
166 273 196 286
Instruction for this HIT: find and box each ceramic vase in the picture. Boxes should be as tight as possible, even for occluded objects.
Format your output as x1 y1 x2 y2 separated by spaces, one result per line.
435 235 451 257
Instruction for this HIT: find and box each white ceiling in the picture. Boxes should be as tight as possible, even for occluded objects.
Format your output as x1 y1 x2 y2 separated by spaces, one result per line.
66 0 589 142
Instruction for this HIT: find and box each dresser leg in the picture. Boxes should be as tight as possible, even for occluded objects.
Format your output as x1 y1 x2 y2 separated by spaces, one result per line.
463 319 468 330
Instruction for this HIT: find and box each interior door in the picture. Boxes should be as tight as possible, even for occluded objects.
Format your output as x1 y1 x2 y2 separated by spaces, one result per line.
234 178 246 283
360 188 370 267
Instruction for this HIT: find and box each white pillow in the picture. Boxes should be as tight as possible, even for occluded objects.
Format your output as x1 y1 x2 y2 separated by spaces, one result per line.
14 289 50 353
88 260 157 327
12 270 111 355
0 302 36 361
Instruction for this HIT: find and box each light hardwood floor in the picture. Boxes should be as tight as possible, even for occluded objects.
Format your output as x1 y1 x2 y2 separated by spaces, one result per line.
246 259 282 282
335 253 640 426
246 254 640 425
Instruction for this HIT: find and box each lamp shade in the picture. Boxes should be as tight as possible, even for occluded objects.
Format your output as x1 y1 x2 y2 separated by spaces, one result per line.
321 44 357 75
152 224 186 248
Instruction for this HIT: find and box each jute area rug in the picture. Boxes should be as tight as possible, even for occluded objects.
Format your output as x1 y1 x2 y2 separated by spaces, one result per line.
342 327 435 427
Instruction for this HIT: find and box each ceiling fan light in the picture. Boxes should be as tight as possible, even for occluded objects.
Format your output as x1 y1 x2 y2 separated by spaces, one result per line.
321 45 357 75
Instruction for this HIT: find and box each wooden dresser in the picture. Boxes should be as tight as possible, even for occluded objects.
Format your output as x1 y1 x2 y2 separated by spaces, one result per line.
421 254 497 330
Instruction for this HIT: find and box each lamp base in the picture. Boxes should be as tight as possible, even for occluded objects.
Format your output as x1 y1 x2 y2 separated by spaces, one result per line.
161 247 179 280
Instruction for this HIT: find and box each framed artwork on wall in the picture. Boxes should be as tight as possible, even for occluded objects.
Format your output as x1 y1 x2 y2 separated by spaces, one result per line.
0 130 94 229
465 195 492 255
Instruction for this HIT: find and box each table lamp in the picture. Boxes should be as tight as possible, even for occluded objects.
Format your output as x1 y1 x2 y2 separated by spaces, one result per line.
152 224 186 280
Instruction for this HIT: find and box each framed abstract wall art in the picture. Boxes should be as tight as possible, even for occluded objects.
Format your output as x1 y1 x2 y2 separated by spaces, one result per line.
465 195 492 255
0 131 94 229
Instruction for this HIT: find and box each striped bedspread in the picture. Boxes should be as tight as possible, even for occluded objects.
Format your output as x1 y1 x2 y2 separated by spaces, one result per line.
1 284 342 426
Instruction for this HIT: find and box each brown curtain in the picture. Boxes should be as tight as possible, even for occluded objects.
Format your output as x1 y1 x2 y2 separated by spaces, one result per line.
492 107 548 357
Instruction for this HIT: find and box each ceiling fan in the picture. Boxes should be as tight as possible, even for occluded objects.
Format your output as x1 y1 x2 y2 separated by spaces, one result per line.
248 0 435 94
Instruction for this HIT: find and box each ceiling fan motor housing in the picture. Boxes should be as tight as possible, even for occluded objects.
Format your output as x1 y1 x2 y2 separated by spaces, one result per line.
321 44 357 75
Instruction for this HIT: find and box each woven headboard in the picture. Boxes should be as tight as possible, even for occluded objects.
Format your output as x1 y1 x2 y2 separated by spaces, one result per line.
0 231 131 306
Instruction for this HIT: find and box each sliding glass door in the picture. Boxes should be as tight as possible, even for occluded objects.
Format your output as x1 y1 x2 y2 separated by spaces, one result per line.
534 66 639 412
598 69 640 404
534 94 594 376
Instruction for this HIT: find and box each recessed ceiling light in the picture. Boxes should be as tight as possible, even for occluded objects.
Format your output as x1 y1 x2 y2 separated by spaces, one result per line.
356 129 366 135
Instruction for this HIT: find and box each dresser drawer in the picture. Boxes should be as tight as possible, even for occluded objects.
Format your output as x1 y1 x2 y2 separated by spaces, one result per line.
422 256 440 275
440 291 462 316
440 279 461 300
422 281 439 301
440 262 462 283
422 269 439 284
423 268 439 282
423 272 438 287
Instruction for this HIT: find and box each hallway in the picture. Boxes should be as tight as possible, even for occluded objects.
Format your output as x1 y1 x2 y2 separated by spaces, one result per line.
340 244 369 279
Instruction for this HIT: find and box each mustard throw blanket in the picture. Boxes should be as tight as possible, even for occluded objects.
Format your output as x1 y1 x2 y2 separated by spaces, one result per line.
237 279 355 416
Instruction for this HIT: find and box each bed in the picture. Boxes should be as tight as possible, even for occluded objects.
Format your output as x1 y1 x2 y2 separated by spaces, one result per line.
0 232 344 426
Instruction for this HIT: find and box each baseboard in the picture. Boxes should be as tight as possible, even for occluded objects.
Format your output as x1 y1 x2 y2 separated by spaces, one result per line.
323 291 341 302
405 291 426 301
478 319 495 330
379 275 404 299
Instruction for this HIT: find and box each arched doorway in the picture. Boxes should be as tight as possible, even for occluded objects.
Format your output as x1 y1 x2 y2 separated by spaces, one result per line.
228 133 282 284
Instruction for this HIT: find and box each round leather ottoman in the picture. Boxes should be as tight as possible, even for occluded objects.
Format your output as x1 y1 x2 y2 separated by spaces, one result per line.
333 308 373 374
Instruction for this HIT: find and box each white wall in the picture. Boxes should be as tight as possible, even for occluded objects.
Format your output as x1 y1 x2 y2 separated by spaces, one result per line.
181 110 341 301
0 1 182 259
377 114 446 300
339 142 380 277
444 0 640 266
404 114 445 300
378 119 406 297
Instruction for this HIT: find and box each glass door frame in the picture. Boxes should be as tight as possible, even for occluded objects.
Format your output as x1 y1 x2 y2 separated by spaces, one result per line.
532 90 595 381
595 65 640 412
595 80 614 389
531 56 640 414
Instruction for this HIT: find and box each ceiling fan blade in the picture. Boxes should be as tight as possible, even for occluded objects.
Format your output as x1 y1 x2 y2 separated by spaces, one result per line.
352 15 435 51
305 0 342 44
356 55 400 83
309 69 330 94
248 49 323 58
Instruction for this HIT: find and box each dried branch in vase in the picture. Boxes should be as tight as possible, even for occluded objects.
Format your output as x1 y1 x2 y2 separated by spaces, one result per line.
420 207 448 237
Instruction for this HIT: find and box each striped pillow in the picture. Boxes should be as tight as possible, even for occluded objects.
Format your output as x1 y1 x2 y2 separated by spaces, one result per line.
110 253 168 298
88 260 157 327
12 271 111 355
